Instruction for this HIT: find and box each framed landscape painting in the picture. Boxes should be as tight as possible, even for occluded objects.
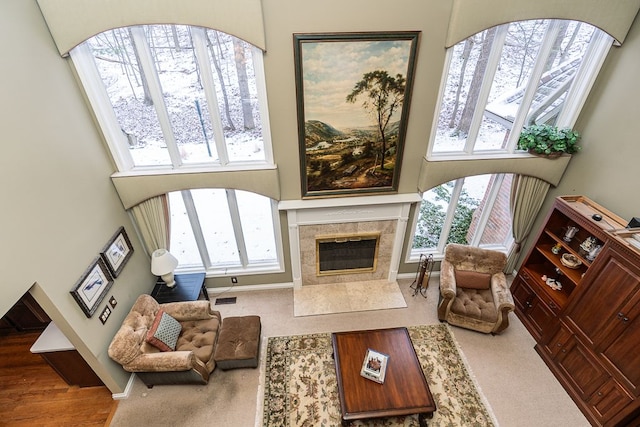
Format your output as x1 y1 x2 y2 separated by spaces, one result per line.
293 32 420 198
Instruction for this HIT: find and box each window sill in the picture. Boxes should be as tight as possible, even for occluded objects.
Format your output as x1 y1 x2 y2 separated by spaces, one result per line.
111 163 277 178
426 152 534 162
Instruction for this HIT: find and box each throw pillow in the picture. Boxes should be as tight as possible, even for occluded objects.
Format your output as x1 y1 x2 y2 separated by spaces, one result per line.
146 309 182 352
454 270 492 290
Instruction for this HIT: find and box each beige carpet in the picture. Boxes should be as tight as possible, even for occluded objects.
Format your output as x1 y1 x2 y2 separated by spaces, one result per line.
261 324 497 426
108 278 590 427
293 280 407 317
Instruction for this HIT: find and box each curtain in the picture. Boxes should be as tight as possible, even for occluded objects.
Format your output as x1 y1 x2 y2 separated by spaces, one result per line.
505 175 550 273
129 195 171 255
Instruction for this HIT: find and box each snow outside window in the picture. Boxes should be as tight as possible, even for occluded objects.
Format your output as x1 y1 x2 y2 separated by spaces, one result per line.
168 189 282 275
409 174 513 260
71 25 272 171
429 19 613 156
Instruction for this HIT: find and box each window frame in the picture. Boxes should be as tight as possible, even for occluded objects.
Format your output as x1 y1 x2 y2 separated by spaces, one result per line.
70 25 274 173
172 188 284 277
426 19 614 159
407 173 514 262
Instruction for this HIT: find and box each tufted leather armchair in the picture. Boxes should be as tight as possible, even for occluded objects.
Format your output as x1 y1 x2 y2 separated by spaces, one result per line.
108 294 221 387
438 244 514 334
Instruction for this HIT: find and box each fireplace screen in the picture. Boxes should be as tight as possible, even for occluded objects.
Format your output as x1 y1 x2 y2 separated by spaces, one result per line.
316 233 380 276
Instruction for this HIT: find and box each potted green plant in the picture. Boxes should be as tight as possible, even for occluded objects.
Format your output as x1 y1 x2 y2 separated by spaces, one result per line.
517 124 581 158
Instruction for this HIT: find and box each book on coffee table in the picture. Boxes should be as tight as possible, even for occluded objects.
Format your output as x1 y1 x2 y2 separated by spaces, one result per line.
360 348 389 384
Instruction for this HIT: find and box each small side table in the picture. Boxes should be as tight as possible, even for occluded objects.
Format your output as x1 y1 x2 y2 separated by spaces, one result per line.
151 272 208 303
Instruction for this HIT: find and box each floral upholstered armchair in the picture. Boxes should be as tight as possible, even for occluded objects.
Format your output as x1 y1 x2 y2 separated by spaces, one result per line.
438 244 514 334
108 294 221 387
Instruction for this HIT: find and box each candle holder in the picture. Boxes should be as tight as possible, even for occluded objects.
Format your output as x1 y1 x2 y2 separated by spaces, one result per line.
563 226 579 242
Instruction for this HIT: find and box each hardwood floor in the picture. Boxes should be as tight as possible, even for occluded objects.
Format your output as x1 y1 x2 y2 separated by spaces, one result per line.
0 331 117 426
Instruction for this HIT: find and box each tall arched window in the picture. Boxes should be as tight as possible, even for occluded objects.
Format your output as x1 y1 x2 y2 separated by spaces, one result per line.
411 174 513 259
411 19 614 261
429 19 613 156
70 25 272 171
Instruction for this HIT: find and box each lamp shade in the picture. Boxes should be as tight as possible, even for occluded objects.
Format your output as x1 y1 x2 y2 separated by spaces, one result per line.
151 249 178 275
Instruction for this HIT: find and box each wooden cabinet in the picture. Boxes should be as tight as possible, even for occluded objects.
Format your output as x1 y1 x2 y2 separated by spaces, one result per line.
0 293 50 332
512 271 558 341
30 322 103 388
565 244 640 395
517 196 640 426
513 196 620 340
549 325 608 400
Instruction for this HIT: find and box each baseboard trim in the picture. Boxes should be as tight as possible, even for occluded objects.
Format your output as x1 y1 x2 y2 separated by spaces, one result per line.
111 373 136 400
206 281 294 298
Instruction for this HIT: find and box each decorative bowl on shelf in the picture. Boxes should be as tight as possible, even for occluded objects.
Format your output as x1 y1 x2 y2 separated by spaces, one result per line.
561 253 582 269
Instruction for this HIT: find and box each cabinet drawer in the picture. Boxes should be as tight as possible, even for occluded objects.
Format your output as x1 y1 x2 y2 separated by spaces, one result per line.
511 275 533 312
514 272 559 341
520 270 561 314
545 323 573 358
587 378 633 426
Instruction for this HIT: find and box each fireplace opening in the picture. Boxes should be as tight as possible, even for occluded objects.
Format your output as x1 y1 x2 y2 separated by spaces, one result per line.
316 232 380 276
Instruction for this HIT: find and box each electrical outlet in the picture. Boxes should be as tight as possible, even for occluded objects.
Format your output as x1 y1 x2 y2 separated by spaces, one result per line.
231 277 238 284
99 305 111 324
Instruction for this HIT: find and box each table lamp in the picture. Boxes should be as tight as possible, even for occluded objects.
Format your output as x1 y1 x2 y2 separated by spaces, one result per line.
151 249 179 288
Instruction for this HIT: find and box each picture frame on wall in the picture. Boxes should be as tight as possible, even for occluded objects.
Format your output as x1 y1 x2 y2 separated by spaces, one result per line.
70 257 114 318
100 226 134 278
293 31 420 198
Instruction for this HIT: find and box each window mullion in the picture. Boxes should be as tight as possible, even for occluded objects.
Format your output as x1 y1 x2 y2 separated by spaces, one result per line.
252 46 274 164
191 28 229 165
269 199 285 269
427 49 454 158
437 179 464 252
506 21 562 150
130 26 183 167
180 190 212 268
464 25 509 153
70 44 134 171
556 30 613 128
470 174 504 246
226 190 249 267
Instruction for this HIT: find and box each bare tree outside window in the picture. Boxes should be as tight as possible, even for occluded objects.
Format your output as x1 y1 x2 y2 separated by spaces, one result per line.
432 19 606 154
82 24 267 168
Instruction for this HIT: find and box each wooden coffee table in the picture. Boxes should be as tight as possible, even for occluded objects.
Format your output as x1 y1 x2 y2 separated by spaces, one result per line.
332 327 436 426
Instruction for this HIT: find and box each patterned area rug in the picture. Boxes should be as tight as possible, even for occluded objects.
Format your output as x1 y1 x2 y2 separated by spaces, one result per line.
261 324 496 427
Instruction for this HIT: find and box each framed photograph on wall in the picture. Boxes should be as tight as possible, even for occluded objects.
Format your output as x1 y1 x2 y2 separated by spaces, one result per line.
293 31 420 198
70 257 114 318
360 348 389 384
100 226 133 278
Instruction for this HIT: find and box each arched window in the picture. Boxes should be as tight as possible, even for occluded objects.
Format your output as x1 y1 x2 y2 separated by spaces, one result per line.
71 25 272 171
429 19 613 156
169 189 282 274
411 174 513 259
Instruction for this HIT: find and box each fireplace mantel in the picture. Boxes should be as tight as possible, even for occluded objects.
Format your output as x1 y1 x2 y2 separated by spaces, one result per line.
279 193 421 288
278 193 421 212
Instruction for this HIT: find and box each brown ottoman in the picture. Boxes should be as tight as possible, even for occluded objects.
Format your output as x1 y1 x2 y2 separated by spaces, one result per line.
214 315 261 370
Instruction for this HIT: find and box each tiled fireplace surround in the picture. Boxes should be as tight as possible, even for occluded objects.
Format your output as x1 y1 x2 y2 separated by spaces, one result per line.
279 194 421 288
